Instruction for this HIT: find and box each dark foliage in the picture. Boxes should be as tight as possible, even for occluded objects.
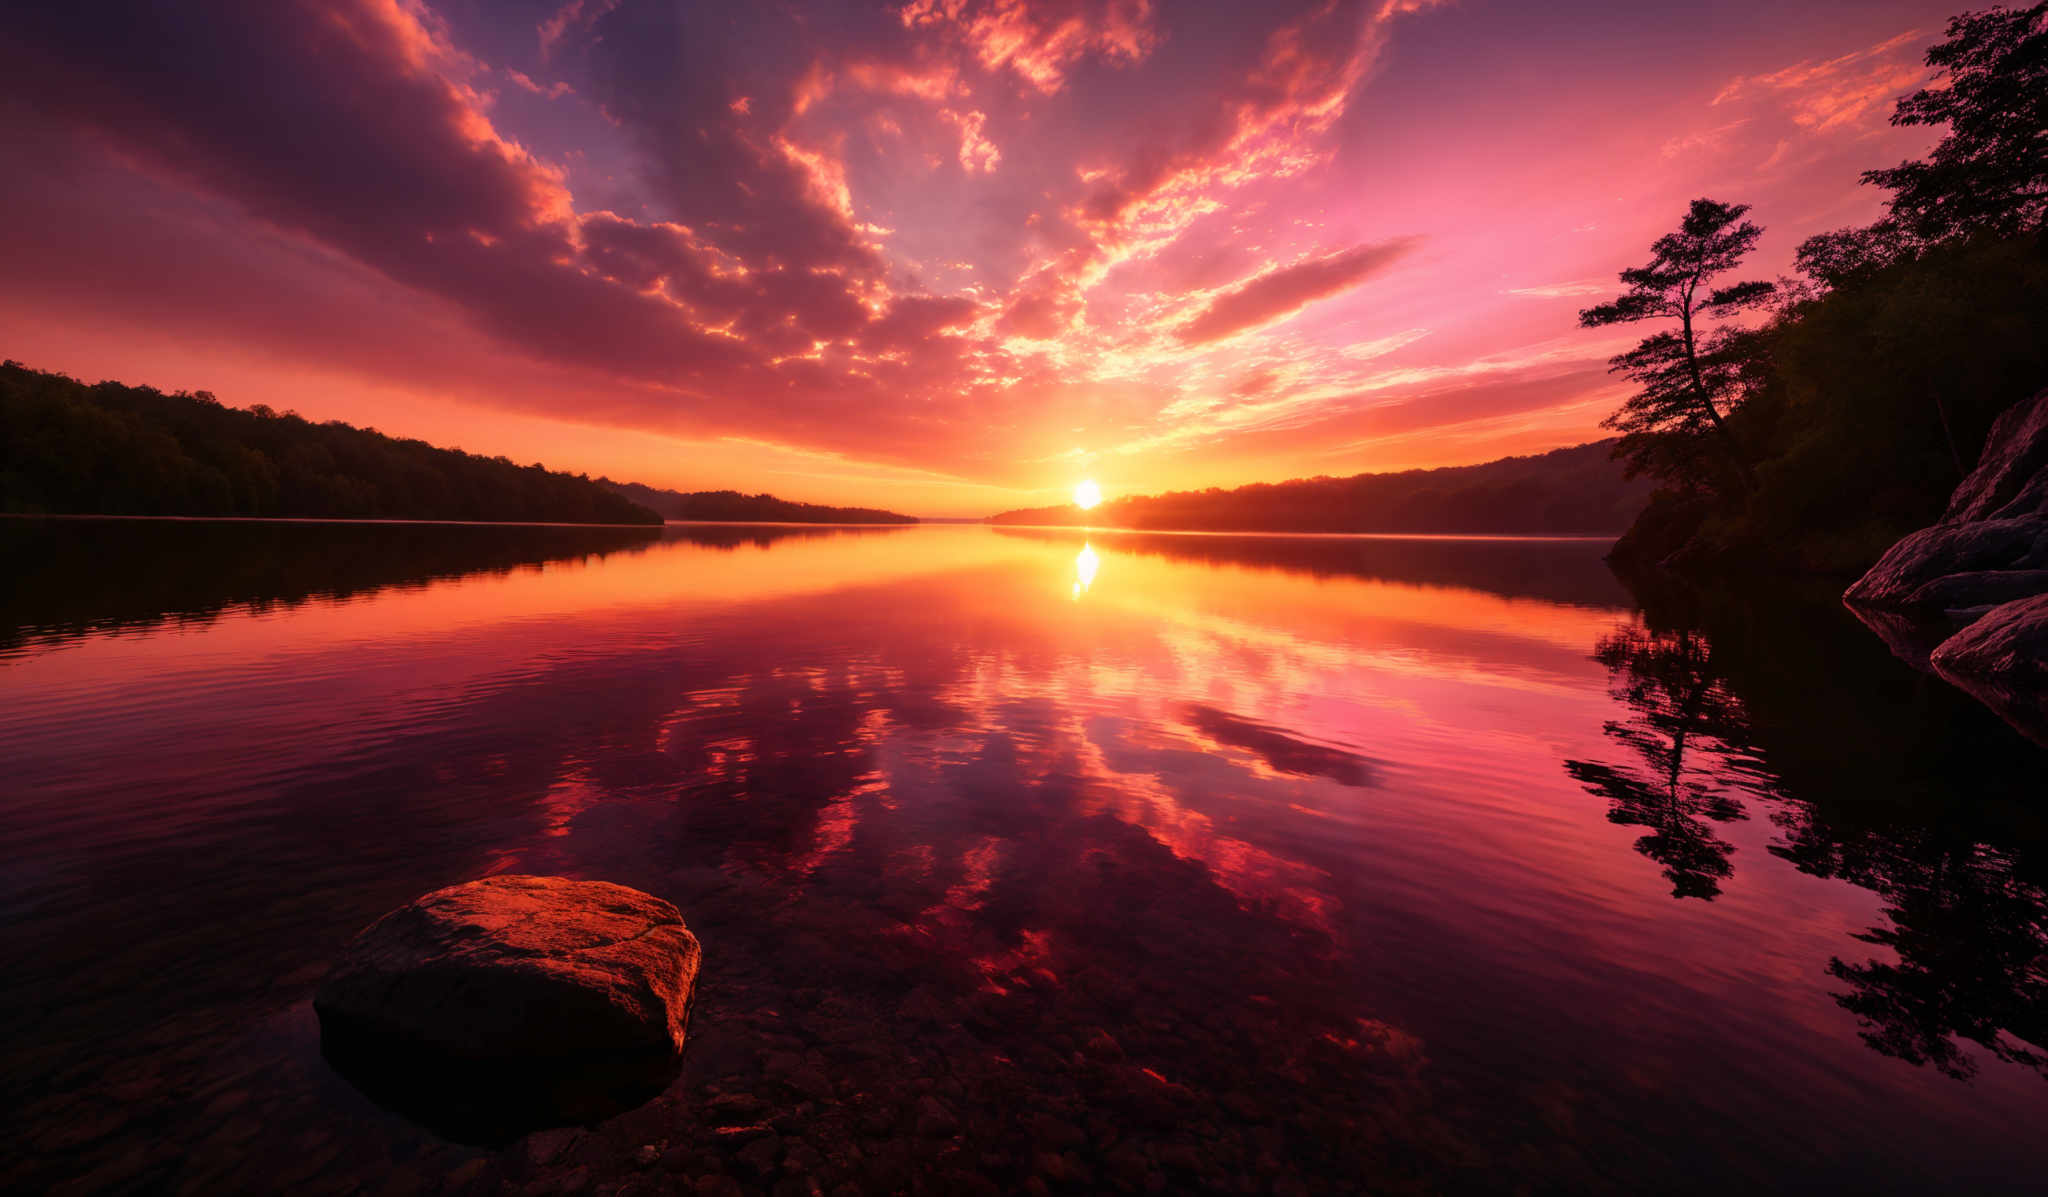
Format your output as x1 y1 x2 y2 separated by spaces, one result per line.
987 440 1652 534
599 477 917 524
0 362 662 524
1608 5 2048 573
1862 2 2047 243
1622 233 2048 573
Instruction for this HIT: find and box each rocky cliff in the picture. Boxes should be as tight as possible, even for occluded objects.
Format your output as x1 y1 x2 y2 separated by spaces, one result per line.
1847 388 2048 744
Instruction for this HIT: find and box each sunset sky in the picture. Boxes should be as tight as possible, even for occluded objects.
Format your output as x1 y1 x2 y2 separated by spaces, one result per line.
0 0 1961 515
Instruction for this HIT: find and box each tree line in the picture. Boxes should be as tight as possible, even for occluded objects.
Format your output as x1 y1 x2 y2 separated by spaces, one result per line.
596 477 918 524
0 362 662 524
989 440 1652 534
1584 3 2047 573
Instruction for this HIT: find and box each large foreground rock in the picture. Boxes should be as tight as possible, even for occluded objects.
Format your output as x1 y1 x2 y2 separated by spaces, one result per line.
316 875 701 1143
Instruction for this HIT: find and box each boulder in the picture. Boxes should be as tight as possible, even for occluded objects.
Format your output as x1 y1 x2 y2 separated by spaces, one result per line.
1930 592 2048 747
1846 388 2048 612
1847 388 2048 743
1843 521 2048 610
316 874 701 1143
1942 388 2048 523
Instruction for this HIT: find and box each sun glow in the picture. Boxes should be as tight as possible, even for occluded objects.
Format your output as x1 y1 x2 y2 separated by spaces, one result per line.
1074 479 1103 509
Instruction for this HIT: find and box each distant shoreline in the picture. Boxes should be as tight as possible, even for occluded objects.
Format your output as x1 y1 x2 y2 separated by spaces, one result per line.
3 513 1619 540
987 523 1619 543
0 512 666 530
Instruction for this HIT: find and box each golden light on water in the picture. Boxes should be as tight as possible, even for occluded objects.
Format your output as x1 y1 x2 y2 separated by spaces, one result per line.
1072 542 1099 600
1074 479 1102 509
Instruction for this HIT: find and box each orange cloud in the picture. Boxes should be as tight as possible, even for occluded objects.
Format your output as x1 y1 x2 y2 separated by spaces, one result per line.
1712 29 1927 132
902 0 1158 93
942 108 1001 172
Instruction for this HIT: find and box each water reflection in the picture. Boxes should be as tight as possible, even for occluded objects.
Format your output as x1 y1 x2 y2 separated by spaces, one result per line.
996 524 1631 606
3 526 2045 1194
0 517 659 652
1565 625 1759 898
0 518 913 655
1071 542 1099 599
1579 575 2048 1083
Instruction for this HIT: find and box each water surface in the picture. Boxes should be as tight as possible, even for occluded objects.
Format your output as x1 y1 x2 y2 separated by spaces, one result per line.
3 519 2043 1194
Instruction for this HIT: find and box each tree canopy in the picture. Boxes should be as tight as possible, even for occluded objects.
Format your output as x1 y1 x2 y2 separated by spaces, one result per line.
1864 2 2048 243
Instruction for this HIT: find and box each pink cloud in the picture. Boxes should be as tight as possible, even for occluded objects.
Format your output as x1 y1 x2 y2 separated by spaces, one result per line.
1179 239 1418 345
943 108 1002 172
0 0 1960 513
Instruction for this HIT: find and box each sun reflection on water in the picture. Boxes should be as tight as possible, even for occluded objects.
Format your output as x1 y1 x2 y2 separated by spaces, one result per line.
1072 542 1099 599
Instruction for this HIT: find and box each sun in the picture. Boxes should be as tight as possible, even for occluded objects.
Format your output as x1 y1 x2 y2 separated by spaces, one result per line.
1074 479 1103 510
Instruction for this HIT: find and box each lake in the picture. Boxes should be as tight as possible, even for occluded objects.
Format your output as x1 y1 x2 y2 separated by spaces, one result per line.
2 518 2043 1195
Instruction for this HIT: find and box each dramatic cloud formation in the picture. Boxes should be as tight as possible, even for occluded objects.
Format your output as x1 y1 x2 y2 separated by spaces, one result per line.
0 0 1961 513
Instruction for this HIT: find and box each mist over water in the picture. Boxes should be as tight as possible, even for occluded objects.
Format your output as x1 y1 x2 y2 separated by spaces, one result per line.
3 521 2043 1194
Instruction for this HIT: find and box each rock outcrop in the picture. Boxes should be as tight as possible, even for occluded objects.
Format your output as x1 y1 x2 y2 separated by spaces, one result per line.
1931 592 2048 746
315 874 701 1143
1846 389 2048 611
1941 388 2048 524
1847 388 2048 744
1844 520 2048 610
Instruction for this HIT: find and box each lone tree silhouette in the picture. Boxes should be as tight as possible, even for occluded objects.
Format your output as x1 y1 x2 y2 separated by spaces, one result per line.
1580 199 1775 492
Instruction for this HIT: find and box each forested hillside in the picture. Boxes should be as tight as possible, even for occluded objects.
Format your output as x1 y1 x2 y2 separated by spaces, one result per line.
1584 5 2048 574
599 478 917 524
0 362 661 524
988 441 1651 534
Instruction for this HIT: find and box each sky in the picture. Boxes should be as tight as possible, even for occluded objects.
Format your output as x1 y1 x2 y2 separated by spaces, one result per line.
0 0 1965 516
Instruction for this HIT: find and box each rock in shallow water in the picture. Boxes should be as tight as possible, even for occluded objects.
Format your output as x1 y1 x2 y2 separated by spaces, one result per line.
1845 388 2048 743
315 875 701 1144
1930 592 2048 746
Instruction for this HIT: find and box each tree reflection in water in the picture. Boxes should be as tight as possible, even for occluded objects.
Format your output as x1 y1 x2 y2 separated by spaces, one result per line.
1566 624 1759 899
1576 587 2048 1080
1779 820 2048 1081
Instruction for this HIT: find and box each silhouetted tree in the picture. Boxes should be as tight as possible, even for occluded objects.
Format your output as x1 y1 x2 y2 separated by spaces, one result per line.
1864 3 2048 244
1580 199 1776 492
1565 624 1757 899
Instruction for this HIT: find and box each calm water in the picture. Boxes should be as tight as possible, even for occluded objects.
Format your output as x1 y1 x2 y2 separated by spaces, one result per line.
2 519 2044 1195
